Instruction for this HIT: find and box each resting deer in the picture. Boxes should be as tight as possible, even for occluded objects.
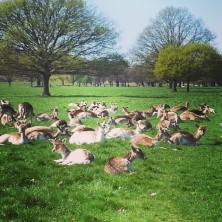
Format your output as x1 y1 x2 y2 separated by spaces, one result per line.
180 110 209 121
167 124 206 146
36 108 58 121
170 101 189 112
199 104 215 114
50 138 95 165
69 122 106 145
104 145 146 175
0 121 31 145
105 122 141 140
130 127 169 148
127 119 152 130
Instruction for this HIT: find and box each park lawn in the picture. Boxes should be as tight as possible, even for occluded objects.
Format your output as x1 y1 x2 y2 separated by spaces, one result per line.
0 83 222 222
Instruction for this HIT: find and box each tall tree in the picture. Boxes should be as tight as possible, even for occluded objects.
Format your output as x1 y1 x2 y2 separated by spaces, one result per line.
132 6 216 67
0 0 118 96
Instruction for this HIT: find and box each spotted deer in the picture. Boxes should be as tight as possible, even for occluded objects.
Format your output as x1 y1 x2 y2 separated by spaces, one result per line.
104 145 146 175
50 138 95 165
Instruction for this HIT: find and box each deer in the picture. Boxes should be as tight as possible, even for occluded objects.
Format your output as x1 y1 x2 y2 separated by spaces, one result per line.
69 122 106 145
130 127 170 148
199 104 215 114
167 124 206 146
0 104 17 123
180 110 210 121
170 101 189 112
17 102 35 123
36 108 58 121
127 119 152 130
24 122 69 140
105 122 142 140
104 145 146 175
0 121 31 145
50 138 95 165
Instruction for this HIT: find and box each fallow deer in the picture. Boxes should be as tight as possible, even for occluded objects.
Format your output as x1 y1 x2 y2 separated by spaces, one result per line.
167 124 206 146
50 138 95 165
104 145 146 175
0 121 31 145
36 108 58 121
69 122 106 145
130 127 170 148
17 102 35 122
170 101 189 112
180 110 209 121
0 104 17 123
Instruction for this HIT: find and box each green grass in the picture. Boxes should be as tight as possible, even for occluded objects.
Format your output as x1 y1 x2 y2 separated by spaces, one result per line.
0 82 222 222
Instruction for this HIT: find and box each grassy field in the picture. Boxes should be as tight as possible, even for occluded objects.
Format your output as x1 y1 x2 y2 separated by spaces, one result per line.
0 82 222 222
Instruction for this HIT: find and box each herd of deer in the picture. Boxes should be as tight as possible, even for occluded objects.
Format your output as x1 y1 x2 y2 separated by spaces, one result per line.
0 98 215 175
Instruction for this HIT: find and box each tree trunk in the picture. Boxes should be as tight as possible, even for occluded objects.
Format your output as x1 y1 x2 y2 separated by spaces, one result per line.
42 74 51 96
172 79 177 92
186 78 190 92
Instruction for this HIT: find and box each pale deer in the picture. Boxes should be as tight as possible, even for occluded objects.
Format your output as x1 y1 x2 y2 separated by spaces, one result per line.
50 138 95 165
104 145 146 175
0 121 31 145
69 122 106 145
180 110 209 121
167 124 206 146
105 122 142 140
130 127 170 148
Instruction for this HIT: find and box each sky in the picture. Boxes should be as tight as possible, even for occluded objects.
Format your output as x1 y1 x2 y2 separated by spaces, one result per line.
87 0 222 54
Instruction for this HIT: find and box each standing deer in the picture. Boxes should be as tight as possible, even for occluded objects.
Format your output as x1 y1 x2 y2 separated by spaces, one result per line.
104 145 146 175
50 138 95 165
17 102 35 122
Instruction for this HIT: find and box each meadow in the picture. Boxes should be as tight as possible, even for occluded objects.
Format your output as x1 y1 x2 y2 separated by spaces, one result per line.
0 82 222 222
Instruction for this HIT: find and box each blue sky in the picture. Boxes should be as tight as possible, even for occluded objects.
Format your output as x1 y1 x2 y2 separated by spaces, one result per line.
87 0 222 54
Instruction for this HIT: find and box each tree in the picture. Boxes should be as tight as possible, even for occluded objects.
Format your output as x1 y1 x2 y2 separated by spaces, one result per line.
0 0 118 96
154 43 222 92
132 6 215 67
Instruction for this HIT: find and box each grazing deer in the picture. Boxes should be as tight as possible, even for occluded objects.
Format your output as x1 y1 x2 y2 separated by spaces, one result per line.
36 108 58 121
130 127 170 148
0 121 31 145
104 145 146 175
69 122 106 145
17 102 35 122
50 138 95 165
0 104 17 123
167 124 206 146
180 110 209 121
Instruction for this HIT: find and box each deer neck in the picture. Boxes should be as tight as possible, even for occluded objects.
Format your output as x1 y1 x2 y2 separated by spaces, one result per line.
60 146 71 160
124 152 136 163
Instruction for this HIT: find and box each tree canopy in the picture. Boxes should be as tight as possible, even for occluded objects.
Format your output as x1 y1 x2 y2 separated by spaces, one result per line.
0 0 118 95
154 43 222 92
132 6 216 67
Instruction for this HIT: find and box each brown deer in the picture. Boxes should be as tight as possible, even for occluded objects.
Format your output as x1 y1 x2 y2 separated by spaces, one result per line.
167 124 206 146
104 145 146 175
36 108 58 121
0 104 17 123
170 101 189 112
130 127 170 148
180 110 209 121
17 102 35 122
